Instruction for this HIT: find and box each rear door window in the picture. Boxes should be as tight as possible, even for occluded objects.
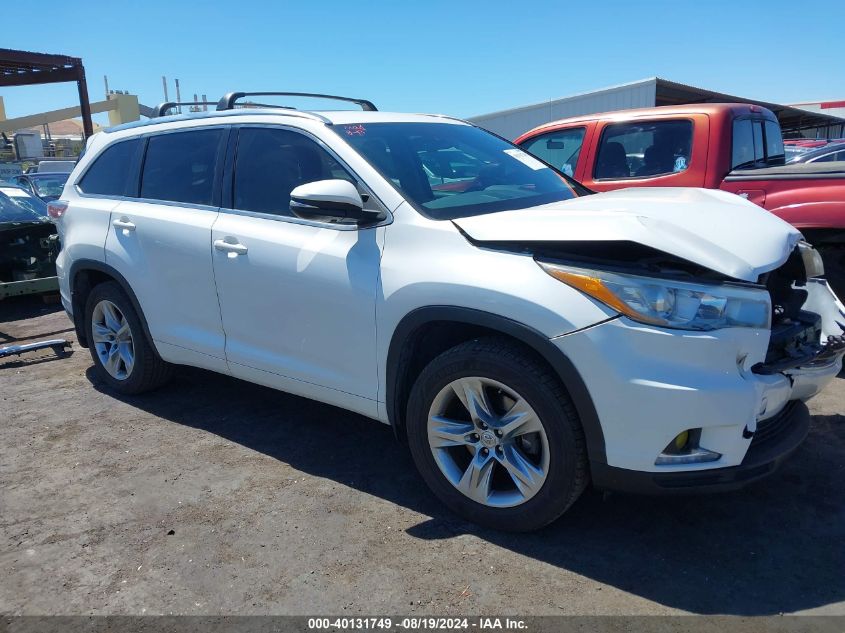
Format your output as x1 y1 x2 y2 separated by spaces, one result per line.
732 118 784 169
519 127 586 177
140 129 223 205
764 120 785 164
594 120 692 179
78 139 141 196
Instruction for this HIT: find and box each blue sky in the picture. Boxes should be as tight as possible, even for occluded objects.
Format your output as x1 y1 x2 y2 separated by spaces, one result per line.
3 0 844 123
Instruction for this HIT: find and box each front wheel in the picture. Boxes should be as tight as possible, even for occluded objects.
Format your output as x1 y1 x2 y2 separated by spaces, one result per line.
406 338 588 532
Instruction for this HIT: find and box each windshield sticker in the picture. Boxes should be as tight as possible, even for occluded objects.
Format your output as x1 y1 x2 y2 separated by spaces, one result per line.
0 187 28 198
503 148 546 171
344 124 366 137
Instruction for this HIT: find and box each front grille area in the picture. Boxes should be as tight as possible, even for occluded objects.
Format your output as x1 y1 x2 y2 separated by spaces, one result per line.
750 401 799 449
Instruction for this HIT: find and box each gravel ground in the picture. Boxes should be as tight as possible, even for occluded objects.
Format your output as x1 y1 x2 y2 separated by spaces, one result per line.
1 296 843 616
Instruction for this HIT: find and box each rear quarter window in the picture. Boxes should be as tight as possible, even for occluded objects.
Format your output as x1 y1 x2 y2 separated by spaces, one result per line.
77 139 141 196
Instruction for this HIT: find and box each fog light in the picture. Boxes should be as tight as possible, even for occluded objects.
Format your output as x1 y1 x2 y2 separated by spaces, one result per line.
655 428 722 465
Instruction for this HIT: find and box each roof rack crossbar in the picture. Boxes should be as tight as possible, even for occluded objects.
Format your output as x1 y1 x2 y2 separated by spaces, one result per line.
153 101 215 117
216 92 377 112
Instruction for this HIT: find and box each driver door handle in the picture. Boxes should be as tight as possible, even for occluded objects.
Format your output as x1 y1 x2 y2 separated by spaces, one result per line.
214 239 248 255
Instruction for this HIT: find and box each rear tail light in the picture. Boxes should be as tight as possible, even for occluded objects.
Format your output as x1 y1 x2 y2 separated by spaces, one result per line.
47 200 68 219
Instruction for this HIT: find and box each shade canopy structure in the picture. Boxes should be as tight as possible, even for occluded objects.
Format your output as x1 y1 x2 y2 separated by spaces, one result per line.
0 48 93 138
471 77 845 141
653 78 845 139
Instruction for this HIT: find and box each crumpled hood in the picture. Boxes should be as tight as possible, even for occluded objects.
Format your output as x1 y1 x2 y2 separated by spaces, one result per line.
452 187 803 282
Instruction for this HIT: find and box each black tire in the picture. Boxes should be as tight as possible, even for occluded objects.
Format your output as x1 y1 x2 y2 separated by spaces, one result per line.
406 337 588 532
84 281 173 395
819 245 845 300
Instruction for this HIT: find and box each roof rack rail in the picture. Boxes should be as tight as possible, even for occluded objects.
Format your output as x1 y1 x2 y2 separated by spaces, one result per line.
216 92 377 112
153 101 215 117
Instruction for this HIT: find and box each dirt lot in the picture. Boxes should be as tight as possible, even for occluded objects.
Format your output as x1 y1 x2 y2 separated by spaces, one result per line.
1 296 843 616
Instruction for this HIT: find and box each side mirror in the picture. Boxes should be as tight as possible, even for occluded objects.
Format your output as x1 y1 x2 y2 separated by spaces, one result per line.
290 179 377 223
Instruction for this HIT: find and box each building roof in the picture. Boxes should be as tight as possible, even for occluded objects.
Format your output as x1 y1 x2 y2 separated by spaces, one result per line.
471 77 845 136
651 78 844 134
22 119 103 137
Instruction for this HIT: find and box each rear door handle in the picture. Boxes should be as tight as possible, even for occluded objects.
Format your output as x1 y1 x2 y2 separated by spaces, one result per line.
112 217 136 231
214 238 248 255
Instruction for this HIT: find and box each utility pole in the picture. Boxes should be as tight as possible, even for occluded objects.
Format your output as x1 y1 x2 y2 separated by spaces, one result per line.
175 79 182 113
162 76 169 102
104 75 109 99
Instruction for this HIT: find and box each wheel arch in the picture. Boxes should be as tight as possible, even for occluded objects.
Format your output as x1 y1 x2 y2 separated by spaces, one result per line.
386 306 607 465
69 259 155 351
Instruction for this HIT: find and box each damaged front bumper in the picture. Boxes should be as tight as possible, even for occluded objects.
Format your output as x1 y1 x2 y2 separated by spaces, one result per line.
552 278 844 493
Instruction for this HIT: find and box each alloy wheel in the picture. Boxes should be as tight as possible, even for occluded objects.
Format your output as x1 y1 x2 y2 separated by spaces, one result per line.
91 299 135 380
427 377 550 508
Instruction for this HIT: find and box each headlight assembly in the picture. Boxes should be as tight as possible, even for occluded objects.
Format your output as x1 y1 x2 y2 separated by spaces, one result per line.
538 261 771 331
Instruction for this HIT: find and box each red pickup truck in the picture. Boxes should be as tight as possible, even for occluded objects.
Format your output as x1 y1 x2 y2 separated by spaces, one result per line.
515 103 845 296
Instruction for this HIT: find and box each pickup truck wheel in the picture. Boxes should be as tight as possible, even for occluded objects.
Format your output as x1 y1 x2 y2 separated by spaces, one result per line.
84 281 173 395
406 338 588 532
819 246 845 300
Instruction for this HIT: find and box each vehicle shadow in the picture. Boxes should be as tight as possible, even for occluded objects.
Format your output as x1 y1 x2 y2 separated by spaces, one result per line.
0 295 68 343
88 365 845 616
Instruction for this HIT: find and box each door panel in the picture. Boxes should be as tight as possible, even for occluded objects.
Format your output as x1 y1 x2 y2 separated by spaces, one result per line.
105 200 227 370
211 213 383 411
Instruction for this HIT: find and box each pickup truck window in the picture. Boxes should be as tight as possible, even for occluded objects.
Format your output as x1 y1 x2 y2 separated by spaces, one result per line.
594 120 692 180
732 118 785 169
765 120 785 164
519 127 586 177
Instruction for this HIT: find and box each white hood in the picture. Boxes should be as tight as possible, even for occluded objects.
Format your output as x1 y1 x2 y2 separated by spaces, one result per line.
452 188 803 282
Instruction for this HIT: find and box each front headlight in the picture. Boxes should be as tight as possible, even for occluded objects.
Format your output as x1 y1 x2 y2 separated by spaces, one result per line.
538 261 771 331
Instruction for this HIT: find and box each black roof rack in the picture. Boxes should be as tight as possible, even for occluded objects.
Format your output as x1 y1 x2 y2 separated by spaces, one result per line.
216 92 377 112
153 101 214 117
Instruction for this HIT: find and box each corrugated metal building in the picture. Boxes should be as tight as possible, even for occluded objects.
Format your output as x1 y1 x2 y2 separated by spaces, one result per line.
469 77 845 141
788 99 845 129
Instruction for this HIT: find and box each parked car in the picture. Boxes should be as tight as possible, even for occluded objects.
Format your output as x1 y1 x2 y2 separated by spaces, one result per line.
54 93 844 531
0 184 60 300
12 172 70 201
27 160 76 174
784 139 845 162
787 142 845 164
515 104 845 297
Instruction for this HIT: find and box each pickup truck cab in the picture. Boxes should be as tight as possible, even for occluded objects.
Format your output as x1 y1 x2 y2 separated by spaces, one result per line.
515 104 845 296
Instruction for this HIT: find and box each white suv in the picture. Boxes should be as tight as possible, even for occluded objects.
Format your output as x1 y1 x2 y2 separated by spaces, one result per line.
54 92 845 531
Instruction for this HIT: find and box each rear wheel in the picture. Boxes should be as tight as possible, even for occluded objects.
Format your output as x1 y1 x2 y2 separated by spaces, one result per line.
84 281 173 394
406 338 588 532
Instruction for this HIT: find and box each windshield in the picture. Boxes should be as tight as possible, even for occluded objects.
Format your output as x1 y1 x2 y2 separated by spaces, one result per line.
30 174 69 198
0 187 50 223
335 122 581 219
